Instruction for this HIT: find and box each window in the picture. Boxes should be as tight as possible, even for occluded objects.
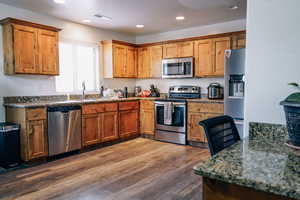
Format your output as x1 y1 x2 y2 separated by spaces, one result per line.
56 41 99 93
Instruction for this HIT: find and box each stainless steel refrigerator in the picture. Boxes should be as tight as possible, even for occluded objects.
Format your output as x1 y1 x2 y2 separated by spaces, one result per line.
224 48 245 138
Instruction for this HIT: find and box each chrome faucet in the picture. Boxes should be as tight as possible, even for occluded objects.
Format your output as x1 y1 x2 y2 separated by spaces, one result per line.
82 81 86 100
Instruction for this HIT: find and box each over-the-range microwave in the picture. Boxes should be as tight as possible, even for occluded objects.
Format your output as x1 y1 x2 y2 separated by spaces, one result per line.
162 57 193 78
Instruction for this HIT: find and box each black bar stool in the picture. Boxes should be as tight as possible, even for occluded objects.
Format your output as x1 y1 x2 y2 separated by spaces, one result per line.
199 115 240 156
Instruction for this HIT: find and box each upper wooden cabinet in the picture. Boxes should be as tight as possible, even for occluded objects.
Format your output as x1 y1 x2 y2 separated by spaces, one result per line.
102 41 137 78
137 45 163 78
163 41 194 59
0 18 61 75
232 33 246 49
138 47 151 78
194 37 231 77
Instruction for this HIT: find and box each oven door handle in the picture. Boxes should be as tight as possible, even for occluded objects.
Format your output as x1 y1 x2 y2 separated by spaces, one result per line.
155 102 186 106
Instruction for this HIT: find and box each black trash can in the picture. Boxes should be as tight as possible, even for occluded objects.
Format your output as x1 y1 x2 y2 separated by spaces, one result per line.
0 122 21 168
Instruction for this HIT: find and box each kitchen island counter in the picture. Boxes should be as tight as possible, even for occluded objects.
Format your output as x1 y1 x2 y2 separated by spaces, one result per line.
194 123 300 200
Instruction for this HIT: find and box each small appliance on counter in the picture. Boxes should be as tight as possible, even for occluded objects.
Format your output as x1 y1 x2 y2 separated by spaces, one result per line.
207 83 224 99
154 85 201 145
134 86 142 97
0 122 21 168
150 84 160 97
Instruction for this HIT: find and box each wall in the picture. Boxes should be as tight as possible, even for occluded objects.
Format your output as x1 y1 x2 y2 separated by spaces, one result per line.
0 3 136 121
136 78 224 94
244 0 300 136
135 19 246 44
135 19 246 93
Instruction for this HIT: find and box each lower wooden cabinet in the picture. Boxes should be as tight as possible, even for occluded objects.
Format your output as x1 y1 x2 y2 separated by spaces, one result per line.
102 112 118 142
82 103 119 147
6 107 48 161
119 101 139 138
140 100 155 135
188 102 224 143
82 114 101 146
119 110 139 138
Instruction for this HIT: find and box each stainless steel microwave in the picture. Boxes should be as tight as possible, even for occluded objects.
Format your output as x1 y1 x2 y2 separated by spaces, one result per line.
162 57 193 78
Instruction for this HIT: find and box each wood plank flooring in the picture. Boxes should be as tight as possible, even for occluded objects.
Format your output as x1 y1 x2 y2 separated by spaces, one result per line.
0 138 209 200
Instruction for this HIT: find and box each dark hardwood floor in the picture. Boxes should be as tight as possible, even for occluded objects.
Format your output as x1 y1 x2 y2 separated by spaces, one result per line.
0 138 209 200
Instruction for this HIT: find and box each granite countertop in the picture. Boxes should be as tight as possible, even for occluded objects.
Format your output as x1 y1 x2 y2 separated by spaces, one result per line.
3 95 223 108
4 97 161 108
187 98 224 104
193 123 300 200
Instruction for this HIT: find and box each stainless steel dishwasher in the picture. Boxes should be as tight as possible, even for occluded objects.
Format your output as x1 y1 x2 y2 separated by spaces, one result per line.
47 105 82 156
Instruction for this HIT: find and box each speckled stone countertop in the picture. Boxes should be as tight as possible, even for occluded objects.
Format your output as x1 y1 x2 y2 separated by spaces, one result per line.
187 98 224 104
4 97 161 108
3 94 223 108
193 122 300 200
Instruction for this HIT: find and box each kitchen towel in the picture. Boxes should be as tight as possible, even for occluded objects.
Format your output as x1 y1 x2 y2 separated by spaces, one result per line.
164 102 173 125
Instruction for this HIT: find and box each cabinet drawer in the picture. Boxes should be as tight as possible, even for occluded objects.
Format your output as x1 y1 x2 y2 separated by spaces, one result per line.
119 101 139 111
26 108 46 121
188 102 224 114
82 104 104 114
103 103 118 112
140 100 154 110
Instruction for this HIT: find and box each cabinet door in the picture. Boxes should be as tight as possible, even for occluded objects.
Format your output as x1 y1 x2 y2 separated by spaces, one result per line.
138 47 151 78
13 24 38 74
119 110 139 138
27 120 48 160
194 39 213 77
213 37 231 76
140 109 155 135
126 47 137 78
232 33 246 49
188 112 223 143
179 41 194 57
163 43 178 58
113 44 127 77
82 114 101 146
38 30 59 75
101 112 119 142
150 45 163 78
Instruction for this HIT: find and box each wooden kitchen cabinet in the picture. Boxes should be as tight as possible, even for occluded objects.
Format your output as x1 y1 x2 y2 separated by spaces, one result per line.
138 47 151 78
163 41 193 59
82 102 119 147
82 114 101 146
150 45 163 78
232 33 246 49
6 107 48 161
0 18 61 75
140 100 155 135
26 119 48 159
38 29 59 75
137 45 163 78
213 37 231 76
119 101 139 138
194 39 213 77
194 37 230 77
188 102 224 143
103 40 137 78
101 112 118 142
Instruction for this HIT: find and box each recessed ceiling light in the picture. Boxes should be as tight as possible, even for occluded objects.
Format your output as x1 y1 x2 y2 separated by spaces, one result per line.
176 16 185 20
94 14 112 21
83 19 91 23
136 24 144 28
53 0 65 4
229 5 239 10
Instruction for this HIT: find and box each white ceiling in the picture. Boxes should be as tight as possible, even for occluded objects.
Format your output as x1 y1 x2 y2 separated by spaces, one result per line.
0 0 247 35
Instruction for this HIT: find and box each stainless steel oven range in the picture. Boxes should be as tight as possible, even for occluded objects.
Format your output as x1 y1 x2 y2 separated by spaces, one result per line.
154 85 201 145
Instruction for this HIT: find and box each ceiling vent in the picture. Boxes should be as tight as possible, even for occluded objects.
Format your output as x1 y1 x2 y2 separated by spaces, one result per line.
94 14 112 21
